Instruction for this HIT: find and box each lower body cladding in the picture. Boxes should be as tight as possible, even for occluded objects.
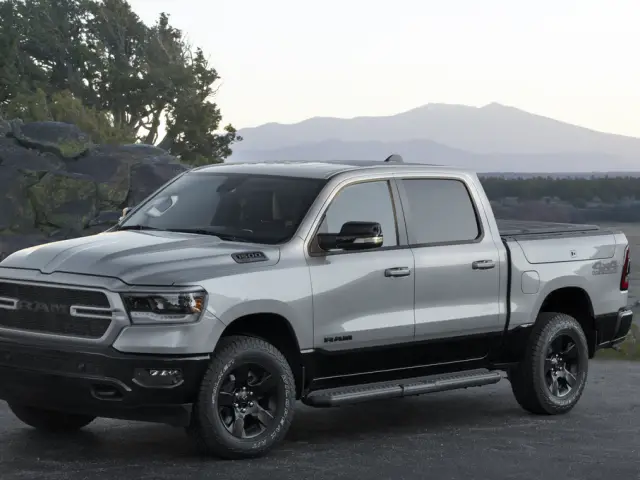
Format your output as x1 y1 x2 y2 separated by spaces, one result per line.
0 341 210 427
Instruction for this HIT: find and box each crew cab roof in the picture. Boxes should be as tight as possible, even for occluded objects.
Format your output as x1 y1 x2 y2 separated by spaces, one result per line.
192 158 469 180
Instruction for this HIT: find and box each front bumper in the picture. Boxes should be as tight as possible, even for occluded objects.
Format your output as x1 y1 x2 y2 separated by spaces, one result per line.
595 307 634 349
0 341 209 426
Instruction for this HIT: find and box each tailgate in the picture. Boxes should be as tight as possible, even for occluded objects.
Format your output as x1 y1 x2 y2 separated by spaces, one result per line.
514 233 617 264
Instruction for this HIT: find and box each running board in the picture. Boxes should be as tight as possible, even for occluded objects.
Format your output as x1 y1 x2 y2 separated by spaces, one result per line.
302 369 503 407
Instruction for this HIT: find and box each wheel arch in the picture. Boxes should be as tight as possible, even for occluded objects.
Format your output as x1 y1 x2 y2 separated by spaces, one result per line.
536 286 597 357
500 285 597 364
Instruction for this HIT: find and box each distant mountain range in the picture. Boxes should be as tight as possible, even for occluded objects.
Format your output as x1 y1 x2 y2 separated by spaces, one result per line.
228 103 640 173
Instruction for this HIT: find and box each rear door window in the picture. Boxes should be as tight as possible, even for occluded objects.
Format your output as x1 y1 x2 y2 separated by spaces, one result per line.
400 178 480 245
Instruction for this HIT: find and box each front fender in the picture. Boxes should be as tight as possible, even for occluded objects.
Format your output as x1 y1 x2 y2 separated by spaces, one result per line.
201 264 314 350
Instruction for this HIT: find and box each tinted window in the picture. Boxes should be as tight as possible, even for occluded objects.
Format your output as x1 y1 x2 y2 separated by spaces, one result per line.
319 181 398 247
401 179 480 244
120 173 326 244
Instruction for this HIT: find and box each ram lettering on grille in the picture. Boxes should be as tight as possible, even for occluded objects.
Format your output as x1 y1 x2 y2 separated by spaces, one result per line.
0 282 112 338
16 301 70 314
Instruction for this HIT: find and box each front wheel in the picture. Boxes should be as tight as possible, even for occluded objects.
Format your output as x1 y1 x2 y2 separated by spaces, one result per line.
9 403 95 432
509 312 589 415
186 335 296 459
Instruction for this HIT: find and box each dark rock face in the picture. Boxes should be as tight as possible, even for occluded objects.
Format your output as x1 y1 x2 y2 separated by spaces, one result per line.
0 119 189 258
11 121 93 158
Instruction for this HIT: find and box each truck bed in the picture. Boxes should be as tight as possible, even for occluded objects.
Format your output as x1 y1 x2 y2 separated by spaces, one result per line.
497 219 604 238
497 219 618 265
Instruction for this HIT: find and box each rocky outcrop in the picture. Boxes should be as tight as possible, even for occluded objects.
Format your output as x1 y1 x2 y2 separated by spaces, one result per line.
0 119 189 259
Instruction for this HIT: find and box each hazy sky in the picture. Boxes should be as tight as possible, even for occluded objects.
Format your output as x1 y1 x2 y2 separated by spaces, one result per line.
129 0 640 137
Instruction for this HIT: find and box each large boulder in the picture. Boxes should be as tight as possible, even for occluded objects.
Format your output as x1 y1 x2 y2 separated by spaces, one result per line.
10 121 92 158
0 119 190 258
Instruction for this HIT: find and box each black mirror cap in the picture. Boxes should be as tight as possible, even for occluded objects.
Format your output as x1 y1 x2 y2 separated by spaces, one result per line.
317 221 383 252
339 221 382 238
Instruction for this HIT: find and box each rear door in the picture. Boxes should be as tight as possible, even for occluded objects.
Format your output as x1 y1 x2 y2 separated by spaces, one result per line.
396 176 502 364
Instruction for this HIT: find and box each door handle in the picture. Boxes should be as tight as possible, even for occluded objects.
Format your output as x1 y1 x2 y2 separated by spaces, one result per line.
472 260 496 270
384 267 411 277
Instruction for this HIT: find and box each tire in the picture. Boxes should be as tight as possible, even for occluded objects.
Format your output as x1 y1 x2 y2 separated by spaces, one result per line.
509 312 589 415
9 403 95 432
186 335 296 459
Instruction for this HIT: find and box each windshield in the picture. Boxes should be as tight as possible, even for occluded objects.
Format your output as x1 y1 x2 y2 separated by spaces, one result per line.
119 172 327 244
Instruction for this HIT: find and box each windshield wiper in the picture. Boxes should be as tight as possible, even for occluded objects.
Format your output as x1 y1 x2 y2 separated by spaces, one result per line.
116 225 252 242
164 228 251 242
117 225 165 231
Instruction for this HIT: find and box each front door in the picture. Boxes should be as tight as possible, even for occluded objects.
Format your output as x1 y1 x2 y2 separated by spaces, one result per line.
306 179 415 379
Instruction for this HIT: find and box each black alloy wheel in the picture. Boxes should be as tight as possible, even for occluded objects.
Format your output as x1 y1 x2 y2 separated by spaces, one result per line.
544 333 581 398
216 363 279 439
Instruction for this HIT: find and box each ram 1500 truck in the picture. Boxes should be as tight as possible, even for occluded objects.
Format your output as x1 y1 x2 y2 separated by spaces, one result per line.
0 155 633 459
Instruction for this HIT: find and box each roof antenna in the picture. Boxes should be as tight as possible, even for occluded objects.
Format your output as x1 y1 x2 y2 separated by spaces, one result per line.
384 154 403 163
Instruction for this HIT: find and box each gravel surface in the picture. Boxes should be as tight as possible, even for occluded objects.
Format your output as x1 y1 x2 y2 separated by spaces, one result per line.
0 360 638 480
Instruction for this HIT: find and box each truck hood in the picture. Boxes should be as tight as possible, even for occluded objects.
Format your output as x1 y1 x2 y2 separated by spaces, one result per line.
0 230 281 286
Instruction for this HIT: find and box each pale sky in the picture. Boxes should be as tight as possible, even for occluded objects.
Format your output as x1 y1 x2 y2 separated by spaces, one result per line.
129 0 640 137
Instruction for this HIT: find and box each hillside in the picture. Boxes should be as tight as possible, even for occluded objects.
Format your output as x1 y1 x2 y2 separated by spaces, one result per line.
229 103 640 172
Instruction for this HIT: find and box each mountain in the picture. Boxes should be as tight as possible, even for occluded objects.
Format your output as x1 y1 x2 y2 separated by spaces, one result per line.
231 139 474 165
229 138 632 173
229 103 640 172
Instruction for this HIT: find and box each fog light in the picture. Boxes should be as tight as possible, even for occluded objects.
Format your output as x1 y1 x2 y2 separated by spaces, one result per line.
134 368 183 388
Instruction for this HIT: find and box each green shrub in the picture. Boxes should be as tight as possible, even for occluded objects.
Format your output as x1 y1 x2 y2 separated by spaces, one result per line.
2 89 135 144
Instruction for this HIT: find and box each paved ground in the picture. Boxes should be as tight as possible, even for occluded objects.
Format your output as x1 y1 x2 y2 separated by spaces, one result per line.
0 361 639 480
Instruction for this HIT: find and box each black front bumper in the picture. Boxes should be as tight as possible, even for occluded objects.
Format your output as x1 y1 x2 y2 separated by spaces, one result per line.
0 341 209 426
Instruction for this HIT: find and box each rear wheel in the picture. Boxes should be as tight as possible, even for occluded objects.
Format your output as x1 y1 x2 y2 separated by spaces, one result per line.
509 312 589 415
186 335 296 459
9 403 95 432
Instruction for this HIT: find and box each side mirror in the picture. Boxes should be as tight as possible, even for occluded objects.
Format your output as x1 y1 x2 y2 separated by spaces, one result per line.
317 221 383 252
119 207 131 223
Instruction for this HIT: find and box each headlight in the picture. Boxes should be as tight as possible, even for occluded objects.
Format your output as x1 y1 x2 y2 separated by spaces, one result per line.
121 290 206 324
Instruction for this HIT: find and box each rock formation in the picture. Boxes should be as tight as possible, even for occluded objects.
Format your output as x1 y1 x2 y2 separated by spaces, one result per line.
0 119 189 259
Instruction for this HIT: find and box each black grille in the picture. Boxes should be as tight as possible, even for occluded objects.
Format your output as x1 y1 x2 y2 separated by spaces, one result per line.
0 283 109 307
0 282 111 338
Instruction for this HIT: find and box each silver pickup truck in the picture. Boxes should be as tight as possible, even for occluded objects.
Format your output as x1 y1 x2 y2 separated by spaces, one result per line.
0 156 633 459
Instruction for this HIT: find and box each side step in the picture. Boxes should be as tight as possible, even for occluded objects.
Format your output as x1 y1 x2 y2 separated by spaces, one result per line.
302 369 503 407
